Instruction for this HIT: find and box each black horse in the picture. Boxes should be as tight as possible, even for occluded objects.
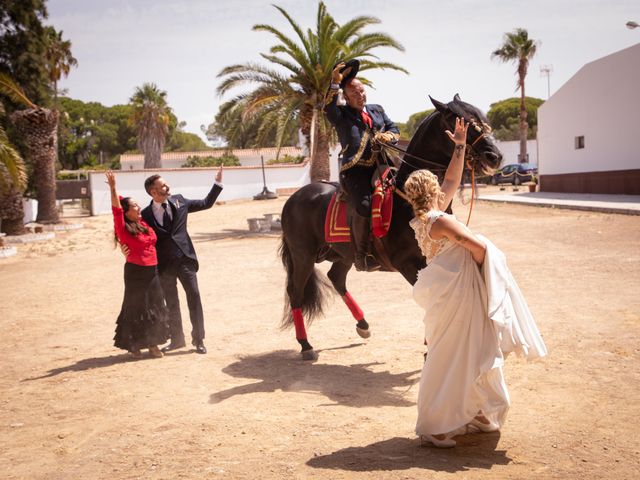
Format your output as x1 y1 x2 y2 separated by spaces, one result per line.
280 95 503 360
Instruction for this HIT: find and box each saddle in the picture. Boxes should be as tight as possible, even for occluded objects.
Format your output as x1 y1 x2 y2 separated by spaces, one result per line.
324 167 395 244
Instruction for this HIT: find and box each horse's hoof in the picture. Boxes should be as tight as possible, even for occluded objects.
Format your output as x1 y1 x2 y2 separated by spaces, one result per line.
356 326 371 339
302 349 319 361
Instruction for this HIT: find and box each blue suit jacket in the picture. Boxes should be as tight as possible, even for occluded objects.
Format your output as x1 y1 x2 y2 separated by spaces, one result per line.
324 91 399 171
141 183 222 271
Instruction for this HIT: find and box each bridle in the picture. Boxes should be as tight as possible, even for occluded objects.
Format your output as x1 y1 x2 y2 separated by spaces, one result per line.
379 117 492 225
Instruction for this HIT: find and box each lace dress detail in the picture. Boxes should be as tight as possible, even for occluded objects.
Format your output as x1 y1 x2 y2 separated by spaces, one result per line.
410 211 449 262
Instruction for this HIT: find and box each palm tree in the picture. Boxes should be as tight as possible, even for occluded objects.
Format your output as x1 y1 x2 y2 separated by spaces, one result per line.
44 27 78 105
1 73 60 225
217 2 406 181
0 93 28 235
129 83 171 169
491 28 538 164
211 98 299 149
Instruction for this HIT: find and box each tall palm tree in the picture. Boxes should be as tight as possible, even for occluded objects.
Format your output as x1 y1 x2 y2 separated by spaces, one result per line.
492 28 538 164
44 27 78 105
0 94 28 235
1 73 60 225
129 83 171 169
217 2 406 181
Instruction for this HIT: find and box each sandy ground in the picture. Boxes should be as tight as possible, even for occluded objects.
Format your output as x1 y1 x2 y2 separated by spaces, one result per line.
1 187 639 480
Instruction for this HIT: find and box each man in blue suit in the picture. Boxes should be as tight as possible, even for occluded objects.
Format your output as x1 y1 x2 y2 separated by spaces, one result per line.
324 60 399 271
141 167 223 354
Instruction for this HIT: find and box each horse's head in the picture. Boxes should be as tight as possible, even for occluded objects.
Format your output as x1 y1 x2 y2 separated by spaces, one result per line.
430 94 502 174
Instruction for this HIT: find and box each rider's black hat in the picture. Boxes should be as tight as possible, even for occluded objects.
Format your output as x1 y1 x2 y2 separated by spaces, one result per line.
335 59 360 89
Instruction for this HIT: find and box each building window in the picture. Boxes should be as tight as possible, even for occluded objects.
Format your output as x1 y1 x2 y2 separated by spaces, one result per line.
575 136 585 149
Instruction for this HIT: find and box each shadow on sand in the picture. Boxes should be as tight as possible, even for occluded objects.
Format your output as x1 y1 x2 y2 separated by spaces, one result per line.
210 348 421 408
23 349 193 380
190 229 280 243
306 433 510 473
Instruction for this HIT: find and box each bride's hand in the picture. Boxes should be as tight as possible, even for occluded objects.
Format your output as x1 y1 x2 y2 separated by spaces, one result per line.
445 117 468 146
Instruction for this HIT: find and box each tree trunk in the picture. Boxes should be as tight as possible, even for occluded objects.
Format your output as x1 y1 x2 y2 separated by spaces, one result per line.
0 188 25 235
11 108 60 224
311 129 331 182
141 134 164 169
519 72 528 163
308 106 331 182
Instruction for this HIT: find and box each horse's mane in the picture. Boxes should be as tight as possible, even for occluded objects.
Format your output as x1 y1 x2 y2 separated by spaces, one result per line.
405 110 441 158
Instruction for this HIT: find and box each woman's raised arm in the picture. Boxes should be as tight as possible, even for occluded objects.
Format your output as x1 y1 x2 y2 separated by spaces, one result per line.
438 117 469 210
105 171 120 208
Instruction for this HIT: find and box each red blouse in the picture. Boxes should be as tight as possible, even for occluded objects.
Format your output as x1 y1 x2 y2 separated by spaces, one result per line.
112 206 158 266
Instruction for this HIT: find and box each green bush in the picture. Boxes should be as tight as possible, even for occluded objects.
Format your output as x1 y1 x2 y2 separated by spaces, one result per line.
182 154 240 167
266 154 305 165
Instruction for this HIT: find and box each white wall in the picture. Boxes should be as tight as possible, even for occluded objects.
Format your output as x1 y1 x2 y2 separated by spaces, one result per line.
89 162 310 215
122 156 281 169
495 139 538 167
538 43 640 176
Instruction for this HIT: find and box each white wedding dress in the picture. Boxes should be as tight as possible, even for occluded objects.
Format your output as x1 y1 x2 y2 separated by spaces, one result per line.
411 210 547 436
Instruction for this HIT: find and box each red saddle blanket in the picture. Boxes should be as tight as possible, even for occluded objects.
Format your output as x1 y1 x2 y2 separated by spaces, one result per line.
324 173 394 244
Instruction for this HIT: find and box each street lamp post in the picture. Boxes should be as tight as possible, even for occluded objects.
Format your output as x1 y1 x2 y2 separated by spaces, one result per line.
540 65 553 99
253 155 277 200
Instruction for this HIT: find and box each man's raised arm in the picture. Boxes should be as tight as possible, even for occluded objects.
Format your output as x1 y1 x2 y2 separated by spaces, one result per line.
187 166 224 212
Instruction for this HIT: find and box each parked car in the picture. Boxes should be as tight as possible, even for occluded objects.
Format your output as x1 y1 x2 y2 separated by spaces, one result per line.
490 163 538 185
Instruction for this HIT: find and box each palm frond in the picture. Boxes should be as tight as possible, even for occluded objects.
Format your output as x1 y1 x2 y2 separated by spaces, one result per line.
272 5 313 59
0 126 27 194
358 60 409 75
333 16 381 44
0 73 36 109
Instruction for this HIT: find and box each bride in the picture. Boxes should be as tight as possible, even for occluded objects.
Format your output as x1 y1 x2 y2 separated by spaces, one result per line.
405 117 547 448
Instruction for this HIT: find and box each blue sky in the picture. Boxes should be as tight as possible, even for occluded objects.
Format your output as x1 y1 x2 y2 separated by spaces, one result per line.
48 0 639 143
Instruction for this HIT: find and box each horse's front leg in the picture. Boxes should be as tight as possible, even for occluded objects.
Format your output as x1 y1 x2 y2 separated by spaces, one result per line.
327 261 371 339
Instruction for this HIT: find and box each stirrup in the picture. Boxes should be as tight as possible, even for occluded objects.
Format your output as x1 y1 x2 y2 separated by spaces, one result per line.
355 254 380 272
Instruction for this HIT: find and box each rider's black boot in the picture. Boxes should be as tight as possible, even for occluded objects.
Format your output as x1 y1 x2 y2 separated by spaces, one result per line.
352 213 380 272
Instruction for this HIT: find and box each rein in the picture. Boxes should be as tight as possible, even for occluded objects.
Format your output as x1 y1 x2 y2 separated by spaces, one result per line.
463 131 486 226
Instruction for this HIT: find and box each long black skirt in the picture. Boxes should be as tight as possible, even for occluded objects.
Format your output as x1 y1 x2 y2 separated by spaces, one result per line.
114 263 170 352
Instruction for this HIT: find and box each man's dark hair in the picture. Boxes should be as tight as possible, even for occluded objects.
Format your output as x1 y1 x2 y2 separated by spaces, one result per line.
144 174 162 195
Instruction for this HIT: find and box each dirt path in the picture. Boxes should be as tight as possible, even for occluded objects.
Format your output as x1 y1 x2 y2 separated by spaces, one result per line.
1 192 639 479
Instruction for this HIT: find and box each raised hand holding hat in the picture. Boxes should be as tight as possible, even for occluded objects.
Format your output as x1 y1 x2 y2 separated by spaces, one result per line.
331 59 360 89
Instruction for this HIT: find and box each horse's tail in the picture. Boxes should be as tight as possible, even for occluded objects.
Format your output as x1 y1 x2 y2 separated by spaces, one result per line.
278 235 332 330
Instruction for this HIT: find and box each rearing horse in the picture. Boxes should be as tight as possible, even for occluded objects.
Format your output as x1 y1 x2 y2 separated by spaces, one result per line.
279 95 503 360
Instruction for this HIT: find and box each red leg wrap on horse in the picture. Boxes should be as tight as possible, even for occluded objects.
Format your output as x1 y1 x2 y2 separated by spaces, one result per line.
342 292 364 321
292 308 307 340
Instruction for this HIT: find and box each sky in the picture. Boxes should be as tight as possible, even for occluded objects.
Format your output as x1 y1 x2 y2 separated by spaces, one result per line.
47 0 640 144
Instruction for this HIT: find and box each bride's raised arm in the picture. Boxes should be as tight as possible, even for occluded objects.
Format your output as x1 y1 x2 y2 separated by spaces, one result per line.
437 117 468 210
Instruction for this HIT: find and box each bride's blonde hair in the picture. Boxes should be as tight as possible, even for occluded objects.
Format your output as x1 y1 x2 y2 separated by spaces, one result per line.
404 169 443 217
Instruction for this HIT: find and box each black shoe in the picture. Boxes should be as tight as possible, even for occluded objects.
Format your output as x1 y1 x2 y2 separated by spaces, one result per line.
194 340 207 354
161 340 186 353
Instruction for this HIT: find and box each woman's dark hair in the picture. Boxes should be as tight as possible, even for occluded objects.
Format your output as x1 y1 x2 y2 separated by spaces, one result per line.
114 197 148 246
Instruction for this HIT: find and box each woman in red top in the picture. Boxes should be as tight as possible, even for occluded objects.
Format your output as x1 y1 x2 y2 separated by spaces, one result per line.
106 171 169 359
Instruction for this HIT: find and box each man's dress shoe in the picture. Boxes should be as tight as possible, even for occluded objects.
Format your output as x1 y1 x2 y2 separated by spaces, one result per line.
194 341 207 354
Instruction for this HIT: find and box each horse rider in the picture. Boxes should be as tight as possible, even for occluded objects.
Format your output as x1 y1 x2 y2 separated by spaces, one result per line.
324 60 400 271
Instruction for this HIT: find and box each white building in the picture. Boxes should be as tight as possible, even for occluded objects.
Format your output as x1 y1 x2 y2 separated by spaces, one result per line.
537 43 640 194
120 146 305 170
495 139 538 167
